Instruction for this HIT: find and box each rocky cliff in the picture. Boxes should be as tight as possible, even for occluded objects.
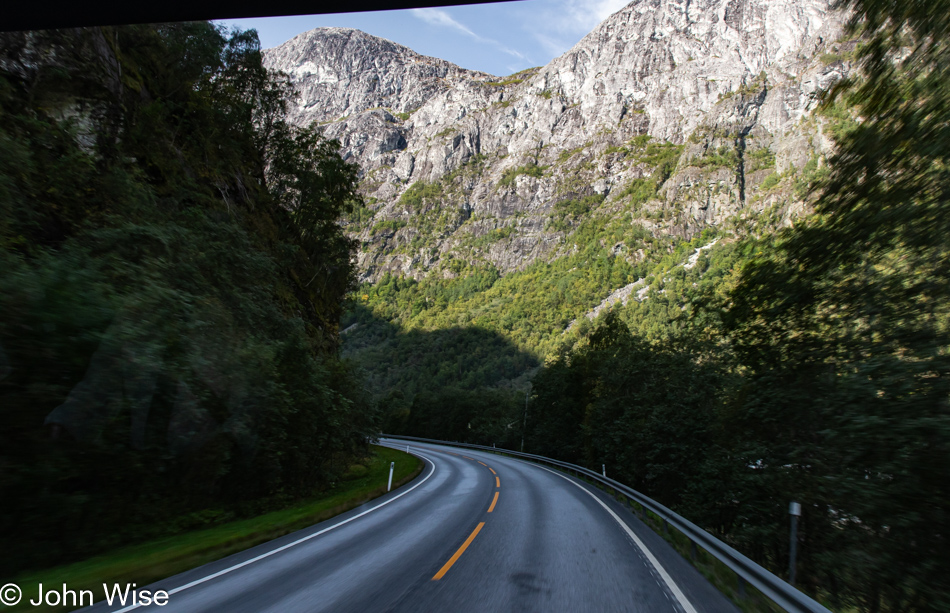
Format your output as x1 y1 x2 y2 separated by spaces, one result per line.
263 0 854 283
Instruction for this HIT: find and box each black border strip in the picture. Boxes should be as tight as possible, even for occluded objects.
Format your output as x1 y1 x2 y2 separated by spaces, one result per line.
3 0 525 34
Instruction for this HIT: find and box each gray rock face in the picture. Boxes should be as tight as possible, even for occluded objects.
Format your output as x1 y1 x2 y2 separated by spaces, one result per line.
262 27 491 129
264 0 853 283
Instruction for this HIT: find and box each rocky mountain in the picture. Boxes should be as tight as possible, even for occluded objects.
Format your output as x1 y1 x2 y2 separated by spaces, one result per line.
263 28 491 134
263 0 854 285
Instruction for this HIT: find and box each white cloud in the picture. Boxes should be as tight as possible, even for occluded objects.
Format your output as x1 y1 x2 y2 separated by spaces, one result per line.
411 8 534 68
527 0 631 59
589 0 632 25
411 8 479 39
499 45 532 63
562 0 630 32
533 31 573 58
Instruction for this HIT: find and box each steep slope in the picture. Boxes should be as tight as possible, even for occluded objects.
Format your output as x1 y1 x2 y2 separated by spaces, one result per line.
262 0 857 398
264 0 851 286
262 27 491 127
0 24 377 573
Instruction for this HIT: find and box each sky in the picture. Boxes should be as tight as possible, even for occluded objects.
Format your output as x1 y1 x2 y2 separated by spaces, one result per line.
219 0 631 77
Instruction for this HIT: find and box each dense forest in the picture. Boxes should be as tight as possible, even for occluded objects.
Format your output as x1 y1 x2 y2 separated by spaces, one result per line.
359 0 950 610
0 24 377 575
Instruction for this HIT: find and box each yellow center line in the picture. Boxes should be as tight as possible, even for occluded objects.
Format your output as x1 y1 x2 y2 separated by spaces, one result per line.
477 461 487 466
488 467 496 475
495 476 500 488
462 455 475 461
488 491 499 513
432 522 485 580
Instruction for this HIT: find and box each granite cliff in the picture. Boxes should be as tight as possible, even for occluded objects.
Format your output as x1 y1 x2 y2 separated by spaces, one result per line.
263 0 854 284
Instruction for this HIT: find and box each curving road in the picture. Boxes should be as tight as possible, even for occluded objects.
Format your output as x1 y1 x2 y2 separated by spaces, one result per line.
86 441 740 613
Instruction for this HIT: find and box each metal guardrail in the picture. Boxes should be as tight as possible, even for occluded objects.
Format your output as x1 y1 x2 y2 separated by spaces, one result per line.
382 434 831 613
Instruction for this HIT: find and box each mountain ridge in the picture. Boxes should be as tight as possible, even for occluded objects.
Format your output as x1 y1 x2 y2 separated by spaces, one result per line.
263 0 851 287
263 27 494 128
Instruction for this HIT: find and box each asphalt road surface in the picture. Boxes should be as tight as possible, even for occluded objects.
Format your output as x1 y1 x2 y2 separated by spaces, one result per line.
86 440 741 613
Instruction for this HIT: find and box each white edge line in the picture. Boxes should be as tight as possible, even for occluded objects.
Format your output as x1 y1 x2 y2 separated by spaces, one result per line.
533 464 698 613
110 447 436 613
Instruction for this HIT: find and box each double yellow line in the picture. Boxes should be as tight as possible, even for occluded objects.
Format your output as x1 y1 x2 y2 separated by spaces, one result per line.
431 455 501 581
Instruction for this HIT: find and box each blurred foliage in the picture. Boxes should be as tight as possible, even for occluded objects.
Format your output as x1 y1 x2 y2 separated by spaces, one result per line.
718 0 950 608
0 24 376 576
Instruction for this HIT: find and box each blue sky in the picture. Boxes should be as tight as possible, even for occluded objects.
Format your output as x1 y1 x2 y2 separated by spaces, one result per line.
219 0 631 77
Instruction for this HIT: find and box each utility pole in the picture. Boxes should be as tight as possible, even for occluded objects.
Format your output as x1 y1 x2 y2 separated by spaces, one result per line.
789 501 801 586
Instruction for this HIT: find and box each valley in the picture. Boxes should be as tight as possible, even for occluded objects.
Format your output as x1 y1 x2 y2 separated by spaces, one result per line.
262 0 854 398
3 0 946 610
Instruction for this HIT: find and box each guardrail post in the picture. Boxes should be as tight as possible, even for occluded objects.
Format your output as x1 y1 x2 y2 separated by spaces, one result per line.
737 576 747 600
690 540 698 561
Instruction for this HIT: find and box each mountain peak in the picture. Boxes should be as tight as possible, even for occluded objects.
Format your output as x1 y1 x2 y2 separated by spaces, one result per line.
263 27 489 126
278 26 411 56
538 0 844 142
264 0 852 283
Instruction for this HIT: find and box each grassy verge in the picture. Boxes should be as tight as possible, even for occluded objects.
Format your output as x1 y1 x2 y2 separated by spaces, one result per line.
636 506 783 613
8 445 423 612
566 470 781 612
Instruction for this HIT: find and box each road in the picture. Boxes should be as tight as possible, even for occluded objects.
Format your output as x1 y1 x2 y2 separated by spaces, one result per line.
86 440 740 613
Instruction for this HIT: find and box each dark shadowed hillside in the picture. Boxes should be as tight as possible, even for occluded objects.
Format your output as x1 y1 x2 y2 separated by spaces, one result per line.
0 23 377 575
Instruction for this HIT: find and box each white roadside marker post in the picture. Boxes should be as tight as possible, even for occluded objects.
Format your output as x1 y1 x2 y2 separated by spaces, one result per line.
789 501 802 586
388 462 395 492
602 464 606 478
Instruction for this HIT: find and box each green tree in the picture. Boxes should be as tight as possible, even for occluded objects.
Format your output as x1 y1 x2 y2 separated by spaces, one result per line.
529 312 722 505
0 23 375 575
724 0 950 608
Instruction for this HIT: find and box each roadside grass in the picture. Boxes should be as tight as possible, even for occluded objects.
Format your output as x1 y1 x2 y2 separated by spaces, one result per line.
636 507 783 613
580 473 782 613
8 445 423 612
